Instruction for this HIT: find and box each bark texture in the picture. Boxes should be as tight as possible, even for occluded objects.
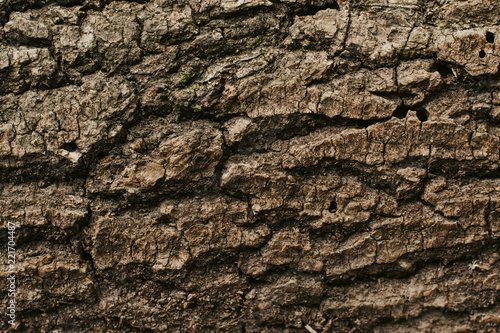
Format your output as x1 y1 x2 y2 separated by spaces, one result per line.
1 0 500 331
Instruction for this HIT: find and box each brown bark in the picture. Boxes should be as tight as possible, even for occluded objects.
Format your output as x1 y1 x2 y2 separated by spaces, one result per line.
1 0 500 331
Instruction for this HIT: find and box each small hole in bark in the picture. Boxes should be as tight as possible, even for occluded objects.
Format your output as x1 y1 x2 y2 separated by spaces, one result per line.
416 110 428 122
433 62 454 78
80 248 93 262
486 31 494 43
479 50 486 58
297 2 340 15
328 201 337 213
61 142 78 152
392 105 409 119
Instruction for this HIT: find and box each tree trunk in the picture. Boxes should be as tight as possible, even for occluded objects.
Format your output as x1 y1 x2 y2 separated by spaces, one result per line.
1 0 500 331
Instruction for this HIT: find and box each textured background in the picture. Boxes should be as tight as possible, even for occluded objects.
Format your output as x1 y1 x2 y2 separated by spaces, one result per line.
1 0 500 331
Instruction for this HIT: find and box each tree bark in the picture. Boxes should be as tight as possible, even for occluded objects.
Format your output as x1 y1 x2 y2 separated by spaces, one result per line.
1 0 500 331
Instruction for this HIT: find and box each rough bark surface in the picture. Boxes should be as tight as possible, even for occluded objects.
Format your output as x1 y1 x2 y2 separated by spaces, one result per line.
1 0 500 331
